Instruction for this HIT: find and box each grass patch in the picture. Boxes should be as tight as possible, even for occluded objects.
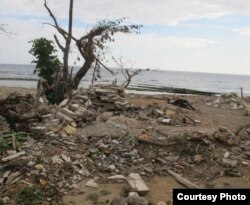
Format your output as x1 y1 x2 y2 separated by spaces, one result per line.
86 193 99 204
15 186 45 205
100 190 111 196
0 198 4 205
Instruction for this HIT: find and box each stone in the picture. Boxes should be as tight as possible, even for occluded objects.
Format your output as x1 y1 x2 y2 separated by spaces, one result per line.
51 155 63 164
224 152 230 158
165 156 180 162
85 179 98 188
56 111 73 122
156 157 167 164
161 119 171 125
127 173 149 194
42 114 53 121
154 109 164 117
222 158 238 167
139 111 149 120
213 126 236 145
59 99 69 107
194 155 202 164
144 167 153 173
85 99 92 106
157 202 167 205
60 108 76 119
128 192 139 198
107 175 126 180
242 161 248 166
35 164 44 170
127 195 148 205
63 125 76 136
110 197 128 205
61 154 71 162
97 112 113 122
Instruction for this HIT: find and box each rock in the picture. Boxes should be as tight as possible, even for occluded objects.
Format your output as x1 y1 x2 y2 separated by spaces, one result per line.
242 161 248 166
139 111 149 120
156 157 167 164
144 167 153 173
127 194 148 205
61 154 71 162
161 119 171 125
128 192 139 198
35 164 44 170
221 158 238 167
59 99 69 107
213 126 236 145
165 156 180 162
110 197 128 205
97 112 113 122
194 155 202 164
225 169 241 177
56 111 74 122
127 173 149 194
107 175 126 180
224 152 230 158
63 125 76 136
157 202 167 205
85 179 98 188
60 108 76 119
154 109 164 117
51 155 63 164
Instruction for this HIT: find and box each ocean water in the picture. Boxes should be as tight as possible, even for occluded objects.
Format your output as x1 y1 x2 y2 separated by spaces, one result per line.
0 64 250 96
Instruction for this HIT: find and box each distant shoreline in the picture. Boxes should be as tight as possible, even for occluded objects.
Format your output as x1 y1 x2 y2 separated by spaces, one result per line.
0 77 37 81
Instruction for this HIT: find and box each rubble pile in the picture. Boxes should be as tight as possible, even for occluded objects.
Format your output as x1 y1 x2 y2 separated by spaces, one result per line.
207 93 244 110
139 101 198 126
88 84 133 111
1 86 250 204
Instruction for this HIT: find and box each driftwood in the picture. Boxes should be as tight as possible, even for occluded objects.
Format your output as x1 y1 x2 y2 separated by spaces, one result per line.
167 169 200 189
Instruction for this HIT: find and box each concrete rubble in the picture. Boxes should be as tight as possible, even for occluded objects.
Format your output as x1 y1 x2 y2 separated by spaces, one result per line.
206 92 244 110
1 85 250 204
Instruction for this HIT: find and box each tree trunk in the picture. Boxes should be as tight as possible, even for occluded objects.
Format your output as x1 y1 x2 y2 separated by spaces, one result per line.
72 60 93 89
62 0 74 80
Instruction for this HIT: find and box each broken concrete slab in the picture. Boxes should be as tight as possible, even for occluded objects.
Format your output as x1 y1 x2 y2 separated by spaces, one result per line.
60 108 76 119
56 111 74 122
59 99 69 107
127 173 149 194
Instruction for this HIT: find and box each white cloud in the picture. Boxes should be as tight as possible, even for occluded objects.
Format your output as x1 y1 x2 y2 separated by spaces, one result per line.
113 34 218 49
1 0 250 25
233 27 250 36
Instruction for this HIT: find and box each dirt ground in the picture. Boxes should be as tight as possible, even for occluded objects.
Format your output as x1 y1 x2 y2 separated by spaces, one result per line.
63 94 250 205
1 86 250 205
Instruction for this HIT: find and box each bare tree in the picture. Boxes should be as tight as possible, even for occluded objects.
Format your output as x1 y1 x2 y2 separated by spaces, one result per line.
43 0 141 102
116 57 149 88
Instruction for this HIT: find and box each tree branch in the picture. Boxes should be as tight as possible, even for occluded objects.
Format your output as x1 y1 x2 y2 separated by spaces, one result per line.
54 34 65 52
94 56 115 75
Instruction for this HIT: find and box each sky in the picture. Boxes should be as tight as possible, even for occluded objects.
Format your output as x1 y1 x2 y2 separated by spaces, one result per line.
1 0 250 75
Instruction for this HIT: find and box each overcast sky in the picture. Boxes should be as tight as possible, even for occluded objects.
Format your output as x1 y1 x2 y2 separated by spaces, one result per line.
1 0 250 75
